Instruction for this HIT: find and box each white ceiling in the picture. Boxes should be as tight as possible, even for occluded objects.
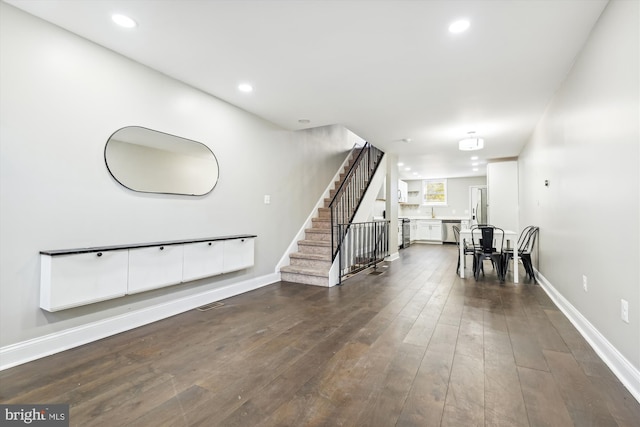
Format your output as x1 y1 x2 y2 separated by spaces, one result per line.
5 0 608 180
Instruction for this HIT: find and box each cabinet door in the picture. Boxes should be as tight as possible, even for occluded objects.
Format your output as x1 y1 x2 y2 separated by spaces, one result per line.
398 180 408 203
40 250 128 312
183 241 224 282
429 224 443 241
416 221 430 240
223 238 255 273
128 245 184 294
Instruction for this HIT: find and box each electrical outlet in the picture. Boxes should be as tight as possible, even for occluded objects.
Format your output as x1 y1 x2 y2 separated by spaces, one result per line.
264 195 271 204
582 275 588 292
621 299 629 323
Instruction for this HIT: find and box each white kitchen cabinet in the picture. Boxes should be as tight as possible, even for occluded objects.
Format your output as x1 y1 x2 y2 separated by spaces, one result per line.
40 250 129 312
416 220 443 243
128 244 184 294
223 237 255 273
398 180 408 203
410 220 418 242
182 240 224 282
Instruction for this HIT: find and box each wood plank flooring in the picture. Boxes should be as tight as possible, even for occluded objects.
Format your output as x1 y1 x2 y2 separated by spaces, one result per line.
1 244 639 426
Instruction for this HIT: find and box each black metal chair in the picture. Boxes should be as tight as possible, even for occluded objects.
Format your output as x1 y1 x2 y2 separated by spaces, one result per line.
453 225 475 276
504 226 539 280
472 226 506 282
469 224 495 276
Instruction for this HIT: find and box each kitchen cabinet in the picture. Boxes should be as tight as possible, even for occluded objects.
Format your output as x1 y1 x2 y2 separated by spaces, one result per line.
416 220 443 243
398 180 408 203
409 220 418 242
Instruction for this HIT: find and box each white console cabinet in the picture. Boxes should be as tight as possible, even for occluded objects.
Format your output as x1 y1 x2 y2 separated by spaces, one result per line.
128 244 184 294
40 235 255 312
182 240 225 282
223 238 255 273
40 250 129 312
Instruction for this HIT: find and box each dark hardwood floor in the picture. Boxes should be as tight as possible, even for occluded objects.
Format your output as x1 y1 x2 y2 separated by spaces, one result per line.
1 244 639 426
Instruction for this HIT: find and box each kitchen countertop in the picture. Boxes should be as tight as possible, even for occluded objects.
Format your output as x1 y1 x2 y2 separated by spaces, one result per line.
403 216 471 221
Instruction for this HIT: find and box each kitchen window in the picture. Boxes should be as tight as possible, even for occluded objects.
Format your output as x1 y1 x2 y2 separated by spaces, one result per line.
423 179 447 205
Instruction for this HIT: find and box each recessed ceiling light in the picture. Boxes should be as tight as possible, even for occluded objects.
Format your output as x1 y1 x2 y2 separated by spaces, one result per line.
112 14 137 28
405 167 411 171
472 162 479 166
401 138 412 143
471 156 479 160
238 83 253 93
449 19 470 34
473 168 479 172
397 162 404 166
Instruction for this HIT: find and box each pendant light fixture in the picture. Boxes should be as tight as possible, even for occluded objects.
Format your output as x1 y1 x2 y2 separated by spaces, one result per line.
458 131 484 151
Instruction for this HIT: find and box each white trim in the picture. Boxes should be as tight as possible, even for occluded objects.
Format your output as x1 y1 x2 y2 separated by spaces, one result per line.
0 273 279 371
535 268 640 404
386 251 400 262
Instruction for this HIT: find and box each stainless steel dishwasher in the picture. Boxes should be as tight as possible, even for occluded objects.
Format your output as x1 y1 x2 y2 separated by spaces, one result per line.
442 220 461 244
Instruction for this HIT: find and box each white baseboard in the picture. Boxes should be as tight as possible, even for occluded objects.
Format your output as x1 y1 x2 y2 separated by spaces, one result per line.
0 273 279 371
386 251 400 262
535 269 640 404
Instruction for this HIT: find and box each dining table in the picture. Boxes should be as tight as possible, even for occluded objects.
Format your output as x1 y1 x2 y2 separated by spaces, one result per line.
458 228 519 283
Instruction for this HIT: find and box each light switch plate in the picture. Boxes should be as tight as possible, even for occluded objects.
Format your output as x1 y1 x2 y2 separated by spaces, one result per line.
621 299 629 323
264 195 271 204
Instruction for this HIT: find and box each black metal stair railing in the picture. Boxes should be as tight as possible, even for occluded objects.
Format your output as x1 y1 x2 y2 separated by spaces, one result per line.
329 142 384 262
336 220 389 284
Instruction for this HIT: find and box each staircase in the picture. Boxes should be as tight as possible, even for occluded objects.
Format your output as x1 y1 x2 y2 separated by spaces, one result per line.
280 144 383 286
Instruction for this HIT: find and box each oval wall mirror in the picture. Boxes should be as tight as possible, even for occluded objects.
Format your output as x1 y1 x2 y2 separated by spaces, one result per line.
105 126 219 196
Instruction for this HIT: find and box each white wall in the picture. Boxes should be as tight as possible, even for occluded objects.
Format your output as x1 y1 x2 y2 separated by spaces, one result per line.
0 4 353 352
519 0 639 378
400 176 487 218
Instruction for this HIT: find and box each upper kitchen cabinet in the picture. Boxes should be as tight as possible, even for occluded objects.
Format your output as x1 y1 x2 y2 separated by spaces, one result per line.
487 161 519 231
398 180 408 203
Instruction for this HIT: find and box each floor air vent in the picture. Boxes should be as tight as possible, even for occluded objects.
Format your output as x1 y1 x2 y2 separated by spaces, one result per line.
197 302 225 312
